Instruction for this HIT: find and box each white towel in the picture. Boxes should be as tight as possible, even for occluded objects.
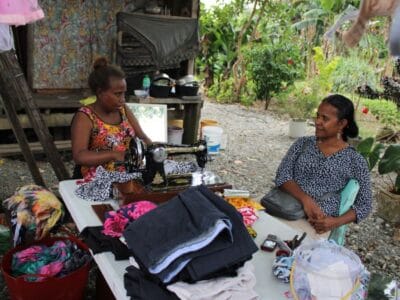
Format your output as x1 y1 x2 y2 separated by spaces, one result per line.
167 262 259 300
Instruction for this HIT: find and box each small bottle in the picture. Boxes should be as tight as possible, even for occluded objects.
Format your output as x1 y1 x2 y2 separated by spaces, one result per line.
142 75 151 96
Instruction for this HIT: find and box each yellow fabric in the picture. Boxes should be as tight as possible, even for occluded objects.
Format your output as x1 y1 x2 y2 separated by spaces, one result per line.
79 95 96 105
4 185 64 240
225 197 264 211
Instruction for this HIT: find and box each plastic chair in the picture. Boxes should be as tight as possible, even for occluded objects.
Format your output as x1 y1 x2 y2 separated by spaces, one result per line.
328 179 360 246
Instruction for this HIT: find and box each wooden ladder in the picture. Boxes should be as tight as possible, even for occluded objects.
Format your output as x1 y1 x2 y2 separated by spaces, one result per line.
0 50 70 186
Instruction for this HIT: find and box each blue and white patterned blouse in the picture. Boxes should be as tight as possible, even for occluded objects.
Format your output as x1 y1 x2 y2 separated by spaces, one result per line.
275 136 372 222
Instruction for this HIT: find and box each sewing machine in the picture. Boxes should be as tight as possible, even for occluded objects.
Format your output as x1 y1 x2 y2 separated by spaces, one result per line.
114 137 231 204
123 137 208 186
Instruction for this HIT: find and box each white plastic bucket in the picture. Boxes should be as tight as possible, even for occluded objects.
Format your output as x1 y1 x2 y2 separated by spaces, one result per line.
203 126 223 155
168 126 184 144
289 119 307 138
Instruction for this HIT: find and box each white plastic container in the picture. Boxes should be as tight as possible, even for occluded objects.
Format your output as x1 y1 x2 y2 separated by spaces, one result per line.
203 126 223 155
289 119 307 138
291 240 363 300
167 126 184 144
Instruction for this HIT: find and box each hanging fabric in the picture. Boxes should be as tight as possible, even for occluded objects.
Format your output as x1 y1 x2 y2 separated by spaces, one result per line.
0 0 45 26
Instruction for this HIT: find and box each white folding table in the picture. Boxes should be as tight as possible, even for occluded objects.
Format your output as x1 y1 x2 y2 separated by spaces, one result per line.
59 179 322 300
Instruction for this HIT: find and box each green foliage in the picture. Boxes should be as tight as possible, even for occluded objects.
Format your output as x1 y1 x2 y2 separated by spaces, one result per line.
197 3 244 80
362 99 400 127
245 41 303 101
332 51 380 94
313 46 340 93
208 77 236 103
282 47 339 120
378 144 400 194
285 81 320 119
356 137 385 171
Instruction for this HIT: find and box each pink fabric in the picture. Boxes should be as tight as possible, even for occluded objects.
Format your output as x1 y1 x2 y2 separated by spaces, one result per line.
38 261 64 277
14 246 43 263
102 211 129 238
0 0 44 26
238 206 258 227
127 201 157 220
102 201 157 237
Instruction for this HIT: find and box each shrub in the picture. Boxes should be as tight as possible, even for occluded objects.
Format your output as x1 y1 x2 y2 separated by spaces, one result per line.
362 99 400 127
332 52 379 94
245 40 303 106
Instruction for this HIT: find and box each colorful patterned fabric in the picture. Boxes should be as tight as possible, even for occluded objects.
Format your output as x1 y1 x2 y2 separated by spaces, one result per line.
3 185 64 246
12 240 91 281
225 197 260 238
28 0 134 89
0 0 44 26
103 201 157 237
238 207 258 227
246 226 257 239
79 106 135 180
225 197 264 211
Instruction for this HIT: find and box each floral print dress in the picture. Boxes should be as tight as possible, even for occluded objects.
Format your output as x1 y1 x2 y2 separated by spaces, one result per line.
79 106 135 180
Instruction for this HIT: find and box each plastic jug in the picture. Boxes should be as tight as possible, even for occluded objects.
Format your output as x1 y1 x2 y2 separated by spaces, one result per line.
142 75 151 94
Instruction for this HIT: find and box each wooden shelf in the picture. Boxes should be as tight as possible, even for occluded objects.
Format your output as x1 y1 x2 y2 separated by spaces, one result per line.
0 140 71 156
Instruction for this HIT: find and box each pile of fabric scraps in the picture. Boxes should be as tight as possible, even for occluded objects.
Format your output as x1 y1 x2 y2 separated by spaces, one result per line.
3 185 64 246
224 197 263 238
123 186 259 300
75 166 142 201
272 255 294 283
102 201 157 237
11 240 91 281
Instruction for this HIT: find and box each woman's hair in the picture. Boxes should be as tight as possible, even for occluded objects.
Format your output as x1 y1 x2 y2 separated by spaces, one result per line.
322 94 359 141
88 57 125 94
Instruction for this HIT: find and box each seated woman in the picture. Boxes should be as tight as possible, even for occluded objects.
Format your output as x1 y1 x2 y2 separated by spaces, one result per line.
275 94 372 234
71 57 151 180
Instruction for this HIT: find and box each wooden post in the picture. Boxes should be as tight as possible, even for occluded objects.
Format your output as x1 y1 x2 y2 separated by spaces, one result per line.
182 101 202 144
0 95 45 186
0 50 70 181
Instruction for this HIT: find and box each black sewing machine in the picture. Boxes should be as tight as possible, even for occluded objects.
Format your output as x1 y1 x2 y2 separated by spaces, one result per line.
123 137 208 187
111 137 232 205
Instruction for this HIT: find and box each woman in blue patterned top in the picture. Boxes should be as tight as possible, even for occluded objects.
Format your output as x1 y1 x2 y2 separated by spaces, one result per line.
275 94 372 234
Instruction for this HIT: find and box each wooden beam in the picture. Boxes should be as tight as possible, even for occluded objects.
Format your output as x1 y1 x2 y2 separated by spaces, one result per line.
0 113 74 130
0 140 71 157
0 50 70 181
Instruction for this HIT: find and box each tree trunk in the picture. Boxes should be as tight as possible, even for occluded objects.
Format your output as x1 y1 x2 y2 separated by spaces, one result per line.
265 97 272 110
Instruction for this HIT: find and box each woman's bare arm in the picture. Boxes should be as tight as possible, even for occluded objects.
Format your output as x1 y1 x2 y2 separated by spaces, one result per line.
71 112 124 166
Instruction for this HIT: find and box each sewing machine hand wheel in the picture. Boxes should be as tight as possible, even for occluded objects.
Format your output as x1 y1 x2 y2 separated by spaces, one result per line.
126 137 146 172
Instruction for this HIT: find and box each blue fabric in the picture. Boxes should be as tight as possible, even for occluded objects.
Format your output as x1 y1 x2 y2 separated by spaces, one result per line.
275 136 372 222
329 179 360 245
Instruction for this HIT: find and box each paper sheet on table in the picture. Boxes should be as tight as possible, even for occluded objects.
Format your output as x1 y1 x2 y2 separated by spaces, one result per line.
307 261 353 299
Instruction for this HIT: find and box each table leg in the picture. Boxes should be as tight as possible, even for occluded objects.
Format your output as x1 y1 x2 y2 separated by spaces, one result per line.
182 102 202 144
96 269 116 300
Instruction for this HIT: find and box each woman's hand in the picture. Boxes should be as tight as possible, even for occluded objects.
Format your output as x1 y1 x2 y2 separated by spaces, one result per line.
309 216 339 234
302 197 325 220
112 150 126 162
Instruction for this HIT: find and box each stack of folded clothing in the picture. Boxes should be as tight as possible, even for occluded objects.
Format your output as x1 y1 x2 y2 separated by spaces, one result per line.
123 185 259 299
